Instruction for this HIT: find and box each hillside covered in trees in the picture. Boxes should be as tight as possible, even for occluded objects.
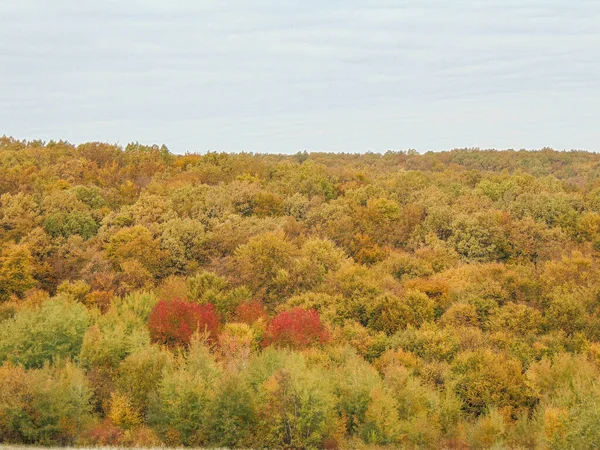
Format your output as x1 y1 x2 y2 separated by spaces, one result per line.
2 136 600 448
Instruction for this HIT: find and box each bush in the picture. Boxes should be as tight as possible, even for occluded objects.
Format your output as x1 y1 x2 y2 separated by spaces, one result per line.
105 225 166 275
264 307 329 349
0 364 30 442
187 270 229 302
333 321 389 361
148 299 220 346
466 408 507 449
79 325 129 370
218 322 258 366
44 210 99 240
233 231 296 303
85 419 123 446
360 385 401 445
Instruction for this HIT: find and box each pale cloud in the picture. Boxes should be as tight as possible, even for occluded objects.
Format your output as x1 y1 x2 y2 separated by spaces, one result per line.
1 0 599 153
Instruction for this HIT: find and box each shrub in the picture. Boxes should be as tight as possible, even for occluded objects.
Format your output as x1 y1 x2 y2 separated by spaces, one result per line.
117 259 153 295
333 321 389 361
187 271 229 302
0 364 30 442
0 301 17 324
233 231 296 303
192 283 252 319
85 419 123 446
466 408 507 449
148 299 220 346
295 237 347 290
105 225 166 275
84 290 113 311
43 210 99 240
367 294 407 335
79 325 130 370
383 251 435 281
264 307 329 349
113 291 158 326
123 426 163 447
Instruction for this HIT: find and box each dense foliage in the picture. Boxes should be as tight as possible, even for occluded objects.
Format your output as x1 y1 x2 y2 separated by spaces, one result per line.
148 300 220 346
2 136 600 448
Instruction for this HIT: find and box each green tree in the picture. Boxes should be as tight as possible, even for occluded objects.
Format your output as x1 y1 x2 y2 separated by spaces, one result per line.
148 337 221 445
0 297 89 368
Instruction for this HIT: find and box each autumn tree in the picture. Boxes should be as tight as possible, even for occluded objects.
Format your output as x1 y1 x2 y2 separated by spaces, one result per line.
264 308 329 349
0 244 36 300
148 299 220 346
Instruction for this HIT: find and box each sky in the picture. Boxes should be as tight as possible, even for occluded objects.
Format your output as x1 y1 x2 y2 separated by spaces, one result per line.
1 0 599 154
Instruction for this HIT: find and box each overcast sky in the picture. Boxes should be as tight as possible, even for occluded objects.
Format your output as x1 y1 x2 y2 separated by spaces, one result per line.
1 0 599 154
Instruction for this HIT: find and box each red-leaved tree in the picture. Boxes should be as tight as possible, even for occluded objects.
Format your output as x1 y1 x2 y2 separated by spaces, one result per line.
264 307 329 349
148 299 220 346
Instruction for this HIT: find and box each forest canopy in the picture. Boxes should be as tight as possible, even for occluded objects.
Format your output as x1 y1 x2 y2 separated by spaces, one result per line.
2 136 600 448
